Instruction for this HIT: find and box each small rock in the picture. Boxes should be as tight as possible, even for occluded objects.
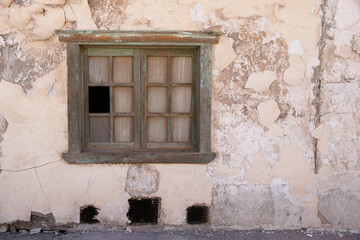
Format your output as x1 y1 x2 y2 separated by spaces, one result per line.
306 233 313 237
0 224 8 233
9 224 17 233
19 229 28 234
30 228 42 235
125 227 132 233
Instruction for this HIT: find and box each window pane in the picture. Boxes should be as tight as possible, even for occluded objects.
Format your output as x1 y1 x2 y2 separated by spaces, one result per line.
172 57 192 83
89 117 110 142
148 117 167 142
147 57 167 83
114 87 133 113
172 117 191 142
171 87 192 113
148 87 167 113
113 56 133 83
114 117 133 142
89 86 110 113
89 56 109 83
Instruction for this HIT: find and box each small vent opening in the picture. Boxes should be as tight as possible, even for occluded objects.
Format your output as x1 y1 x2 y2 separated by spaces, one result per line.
127 198 160 225
186 205 208 225
80 205 100 224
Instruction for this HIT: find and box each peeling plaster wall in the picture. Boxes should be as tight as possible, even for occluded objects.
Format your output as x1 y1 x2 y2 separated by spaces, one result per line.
0 0 359 231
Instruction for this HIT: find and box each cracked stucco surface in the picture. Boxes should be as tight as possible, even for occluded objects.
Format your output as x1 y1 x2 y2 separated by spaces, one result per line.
0 0 359 231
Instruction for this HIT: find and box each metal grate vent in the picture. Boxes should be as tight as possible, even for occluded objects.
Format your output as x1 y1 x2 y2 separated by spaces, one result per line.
186 205 208 224
127 198 160 225
80 205 100 224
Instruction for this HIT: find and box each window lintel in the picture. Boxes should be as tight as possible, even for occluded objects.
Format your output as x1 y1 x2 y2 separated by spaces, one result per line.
56 30 221 44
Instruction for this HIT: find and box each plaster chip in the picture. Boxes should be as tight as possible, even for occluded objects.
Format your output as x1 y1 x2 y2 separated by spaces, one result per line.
125 164 160 197
212 35 237 72
0 0 12 7
245 71 277 93
283 55 305 87
311 123 324 139
288 38 304 56
353 35 360 54
334 0 360 29
335 45 353 59
63 4 76 23
0 16 10 32
257 99 281 128
190 2 207 23
345 60 360 80
8 4 44 31
32 7 65 40
264 124 284 137
69 0 98 30
0 114 8 136
35 0 65 5
246 152 272 185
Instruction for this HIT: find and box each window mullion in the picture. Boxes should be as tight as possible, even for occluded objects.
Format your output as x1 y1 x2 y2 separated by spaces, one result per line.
140 49 147 148
134 48 141 148
167 56 172 143
109 56 114 143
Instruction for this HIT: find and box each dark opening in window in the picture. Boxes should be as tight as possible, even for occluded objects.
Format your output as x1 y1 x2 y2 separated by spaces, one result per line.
186 205 208 224
80 205 100 224
127 198 160 225
89 86 110 113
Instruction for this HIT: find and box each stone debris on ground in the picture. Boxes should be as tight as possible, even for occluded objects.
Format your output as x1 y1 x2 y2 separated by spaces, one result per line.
0 230 359 240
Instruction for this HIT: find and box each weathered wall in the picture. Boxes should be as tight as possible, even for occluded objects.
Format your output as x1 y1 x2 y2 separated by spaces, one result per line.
0 0 359 231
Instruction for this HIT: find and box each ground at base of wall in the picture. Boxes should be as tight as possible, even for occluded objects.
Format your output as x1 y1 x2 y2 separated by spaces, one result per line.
0 230 359 240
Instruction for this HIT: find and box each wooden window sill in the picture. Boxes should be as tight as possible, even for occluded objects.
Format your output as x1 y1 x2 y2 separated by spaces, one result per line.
62 151 216 164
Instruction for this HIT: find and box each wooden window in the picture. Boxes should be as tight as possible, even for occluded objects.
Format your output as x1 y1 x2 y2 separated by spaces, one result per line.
85 48 197 150
59 30 219 164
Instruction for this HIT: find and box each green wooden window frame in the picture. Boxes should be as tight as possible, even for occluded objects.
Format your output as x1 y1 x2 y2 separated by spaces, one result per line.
58 30 220 164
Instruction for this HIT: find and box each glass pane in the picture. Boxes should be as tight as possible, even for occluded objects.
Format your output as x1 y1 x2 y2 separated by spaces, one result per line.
148 117 167 142
171 87 192 113
148 87 167 113
114 87 133 113
172 117 191 142
172 57 192 83
89 117 110 142
89 56 109 83
113 56 133 83
114 117 133 142
89 86 110 113
147 57 167 83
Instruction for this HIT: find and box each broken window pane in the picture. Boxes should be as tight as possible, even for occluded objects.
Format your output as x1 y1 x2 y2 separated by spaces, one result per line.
89 86 110 113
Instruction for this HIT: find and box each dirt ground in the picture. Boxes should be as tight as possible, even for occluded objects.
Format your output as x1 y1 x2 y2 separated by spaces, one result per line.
1 230 360 240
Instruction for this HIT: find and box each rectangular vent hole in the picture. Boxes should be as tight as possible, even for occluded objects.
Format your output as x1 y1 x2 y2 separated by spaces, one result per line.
186 205 208 225
127 198 160 225
80 205 100 224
